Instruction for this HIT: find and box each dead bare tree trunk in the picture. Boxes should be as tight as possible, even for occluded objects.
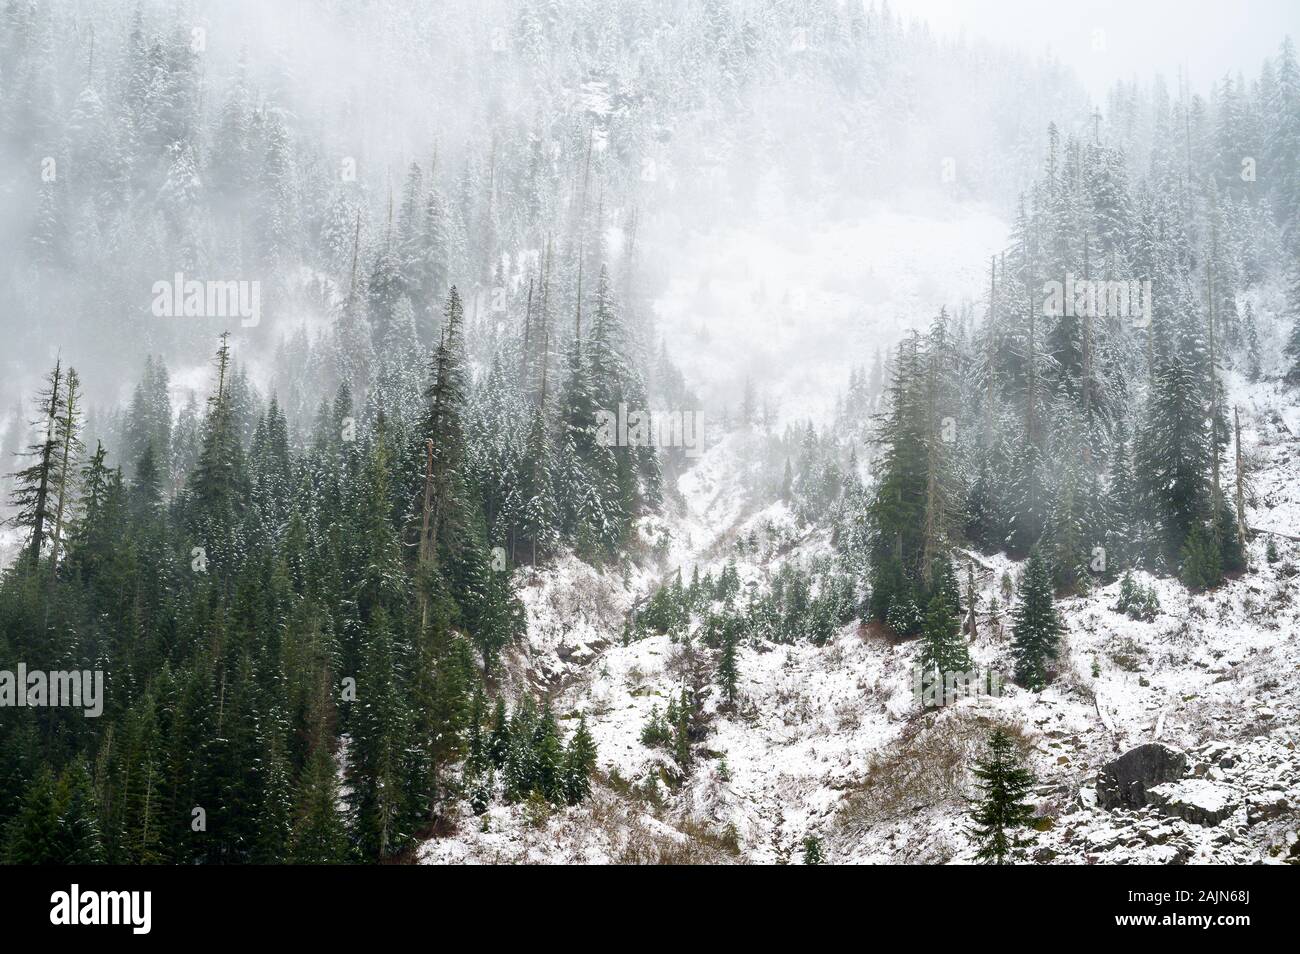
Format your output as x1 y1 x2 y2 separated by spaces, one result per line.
1207 234 1222 515
419 438 434 630
964 562 978 639
921 341 941 587
1234 406 1249 557
1082 233 1093 469
984 255 996 445
48 367 81 578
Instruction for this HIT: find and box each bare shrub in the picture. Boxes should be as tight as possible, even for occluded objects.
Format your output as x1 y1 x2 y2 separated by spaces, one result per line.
835 709 1032 836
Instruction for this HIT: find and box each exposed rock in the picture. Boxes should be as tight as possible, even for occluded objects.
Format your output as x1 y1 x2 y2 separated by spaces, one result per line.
1096 743 1187 809
1148 779 1238 826
1085 827 1122 850
1245 794 1291 826
1148 843 1191 864
1199 740 1231 764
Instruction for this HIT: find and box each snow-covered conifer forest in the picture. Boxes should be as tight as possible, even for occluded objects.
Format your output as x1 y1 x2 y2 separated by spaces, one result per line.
2 0 1300 867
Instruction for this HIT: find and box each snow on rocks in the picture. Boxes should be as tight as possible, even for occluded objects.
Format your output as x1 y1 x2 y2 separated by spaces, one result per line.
506 551 649 692
1095 743 1188 810
1147 779 1239 827
427 515 1300 863
420 256 1300 868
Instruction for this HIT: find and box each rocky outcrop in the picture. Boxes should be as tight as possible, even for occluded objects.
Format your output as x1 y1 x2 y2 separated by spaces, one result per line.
1245 793 1291 826
1147 779 1239 826
1096 743 1187 809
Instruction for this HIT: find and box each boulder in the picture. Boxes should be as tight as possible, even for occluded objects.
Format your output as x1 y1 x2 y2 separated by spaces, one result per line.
1148 779 1238 826
1096 743 1187 809
1245 794 1290 826
1199 740 1232 766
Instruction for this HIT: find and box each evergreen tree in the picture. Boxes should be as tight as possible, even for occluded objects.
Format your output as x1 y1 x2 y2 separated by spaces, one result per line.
919 591 972 689
867 334 929 622
7 361 64 567
487 697 511 769
125 355 173 482
47 367 83 574
1285 267 1300 384
420 286 471 572
253 711 294 864
1179 522 1224 591
1137 338 1212 564
1244 301 1261 382
562 716 597 805
4 767 61 864
52 762 105 864
186 334 248 583
801 835 823 865
967 728 1036 865
672 688 694 772
532 704 564 803
290 740 350 864
1011 550 1062 690
347 606 419 860
716 621 740 708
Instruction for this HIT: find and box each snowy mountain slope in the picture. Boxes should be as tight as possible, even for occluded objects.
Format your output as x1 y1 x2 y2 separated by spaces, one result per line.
423 404 1300 862
419 212 1300 865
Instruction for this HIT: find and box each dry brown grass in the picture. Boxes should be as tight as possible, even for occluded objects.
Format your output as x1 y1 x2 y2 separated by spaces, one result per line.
858 619 902 646
835 708 1032 836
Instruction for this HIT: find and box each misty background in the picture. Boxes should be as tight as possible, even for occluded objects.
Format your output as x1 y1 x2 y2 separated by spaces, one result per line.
0 0 1295 489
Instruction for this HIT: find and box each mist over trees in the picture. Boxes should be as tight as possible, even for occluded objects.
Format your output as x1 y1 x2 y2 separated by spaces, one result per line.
0 0 1297 865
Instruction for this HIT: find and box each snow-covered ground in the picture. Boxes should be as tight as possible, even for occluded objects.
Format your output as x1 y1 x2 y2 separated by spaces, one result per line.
423 203 1300 864
424 423 1300 863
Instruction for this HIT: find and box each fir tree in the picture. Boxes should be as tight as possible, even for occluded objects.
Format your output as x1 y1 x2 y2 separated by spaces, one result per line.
967 728 1036 865
919 592 972 689
562 716 597 805
53 762 105 864
487 697 511 769
4 766 61 863
716 621 740 708
802 835 823 865
1244 301 1262 383
1137 338 1212 564
1179 523 1223 591
290 741 350 864
1285 269 1300 384
1011 549 1062 690
672 689 693 772
7 361 64 567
